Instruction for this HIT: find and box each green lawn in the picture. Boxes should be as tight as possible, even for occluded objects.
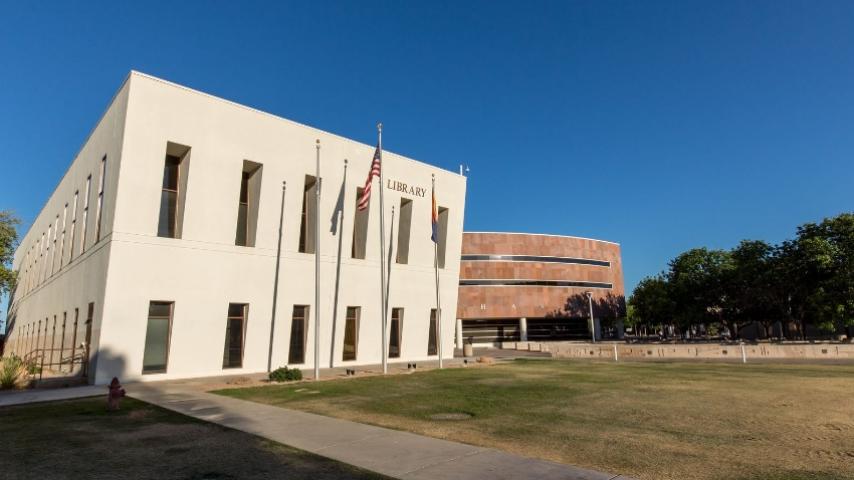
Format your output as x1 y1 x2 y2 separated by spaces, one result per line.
216 359 854 480
0 397 389 480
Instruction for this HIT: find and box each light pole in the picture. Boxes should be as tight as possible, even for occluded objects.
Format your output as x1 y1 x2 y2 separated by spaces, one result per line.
585 291 595 343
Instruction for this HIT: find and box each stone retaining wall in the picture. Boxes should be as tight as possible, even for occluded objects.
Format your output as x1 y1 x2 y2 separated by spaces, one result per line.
502 341 854 361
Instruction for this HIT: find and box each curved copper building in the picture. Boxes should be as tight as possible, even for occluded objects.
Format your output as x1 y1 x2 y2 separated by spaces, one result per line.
456 232 625 344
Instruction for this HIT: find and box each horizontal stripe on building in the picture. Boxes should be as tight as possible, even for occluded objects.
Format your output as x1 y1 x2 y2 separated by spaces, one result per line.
460 254 610 267
459 279 613 289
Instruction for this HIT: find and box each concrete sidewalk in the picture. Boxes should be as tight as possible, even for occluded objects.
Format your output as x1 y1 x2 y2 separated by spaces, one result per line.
0 385 104 407
130 382 634 480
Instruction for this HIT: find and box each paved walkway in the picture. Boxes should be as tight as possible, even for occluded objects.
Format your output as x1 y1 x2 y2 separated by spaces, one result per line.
0 384 104 407
130 381 634 480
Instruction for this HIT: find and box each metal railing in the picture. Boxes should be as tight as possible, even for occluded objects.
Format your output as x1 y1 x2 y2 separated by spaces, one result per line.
21 346 90 383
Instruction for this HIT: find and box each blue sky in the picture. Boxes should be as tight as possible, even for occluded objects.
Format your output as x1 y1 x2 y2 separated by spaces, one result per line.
2 1 853 328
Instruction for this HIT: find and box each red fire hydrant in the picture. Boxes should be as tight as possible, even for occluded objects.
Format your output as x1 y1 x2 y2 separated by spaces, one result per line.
107 377 126 411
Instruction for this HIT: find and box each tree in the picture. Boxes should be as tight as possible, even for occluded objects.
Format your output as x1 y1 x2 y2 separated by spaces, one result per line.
628 275 674 335
666 248 734 336
0 210 19 297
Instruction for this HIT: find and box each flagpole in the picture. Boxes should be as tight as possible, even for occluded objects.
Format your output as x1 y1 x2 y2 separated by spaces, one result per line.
432 174 443 369
314 139 321 381
267 180 286 373
378 123 388 375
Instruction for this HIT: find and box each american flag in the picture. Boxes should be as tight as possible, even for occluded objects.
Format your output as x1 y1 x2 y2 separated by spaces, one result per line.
357 144 381 211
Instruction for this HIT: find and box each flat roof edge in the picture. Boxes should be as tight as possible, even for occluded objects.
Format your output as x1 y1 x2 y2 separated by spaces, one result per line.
463 231 621 246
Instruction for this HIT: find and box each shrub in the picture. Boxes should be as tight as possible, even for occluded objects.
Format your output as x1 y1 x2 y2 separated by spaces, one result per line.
0 355 29 390
269 366 303 382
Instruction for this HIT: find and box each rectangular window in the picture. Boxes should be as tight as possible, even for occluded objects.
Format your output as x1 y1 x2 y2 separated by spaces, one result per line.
158 155 180 238
80 175 91 254
389 308 403 358
396 198 413 264
437 207 449 269
351 187 369 259
143 301 173 374
69 191 78 262
342 307 359 361
298 176 317 253
95 155 106 242
59 203 67 269
70 308 79 369
223 303 247 368
235 161 262 247
288 305 308 364
428 309 438 356
47 220 56 277
158 143 191 239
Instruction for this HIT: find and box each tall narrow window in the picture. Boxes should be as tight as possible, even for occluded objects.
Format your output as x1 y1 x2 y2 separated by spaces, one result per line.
389 308 403 358
37 232 45 284
342 307 359 361
351 188 368 259
80 175 91 254
59 312 67 372
288 306 308 364
437 207 449 269
235 161 262 247
143 301 173 374
70 308 79 371
44 225 52 279
428 309 438 356
298 176 317 253
158 143 191 239
69 191 78 262
158 155 180 238
95 155 106 242
49 216 59 276
58 203 67 269
223 303 247 368
396 198 413 264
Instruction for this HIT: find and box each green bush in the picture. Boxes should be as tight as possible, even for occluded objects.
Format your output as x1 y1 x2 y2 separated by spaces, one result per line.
0 355 29 390
269 366 303 382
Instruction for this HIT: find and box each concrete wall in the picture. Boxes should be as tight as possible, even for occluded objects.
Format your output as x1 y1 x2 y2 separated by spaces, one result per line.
505 341 854 361
5 79 130 379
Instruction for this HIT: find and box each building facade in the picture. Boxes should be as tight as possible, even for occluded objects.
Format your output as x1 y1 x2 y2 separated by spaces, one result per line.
4 72 466 385
455 232 624 345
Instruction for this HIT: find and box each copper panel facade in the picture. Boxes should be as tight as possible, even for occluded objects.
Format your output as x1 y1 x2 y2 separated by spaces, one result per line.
457 233 625 319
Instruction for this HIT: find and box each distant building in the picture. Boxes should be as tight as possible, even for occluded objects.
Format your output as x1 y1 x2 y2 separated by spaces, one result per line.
455 232 625 345
4 72 466 385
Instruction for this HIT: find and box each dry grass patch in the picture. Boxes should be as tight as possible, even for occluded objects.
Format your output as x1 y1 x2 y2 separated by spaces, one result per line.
216 359 854 480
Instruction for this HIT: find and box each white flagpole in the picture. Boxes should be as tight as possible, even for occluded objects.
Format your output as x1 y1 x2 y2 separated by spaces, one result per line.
433 174 443 369
378 123 388 374
314 139 321 381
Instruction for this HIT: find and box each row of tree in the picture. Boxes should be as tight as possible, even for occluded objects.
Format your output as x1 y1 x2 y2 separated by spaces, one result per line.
629 213 854 340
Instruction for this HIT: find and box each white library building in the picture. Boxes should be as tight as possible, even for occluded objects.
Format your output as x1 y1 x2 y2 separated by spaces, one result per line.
4 71 467 385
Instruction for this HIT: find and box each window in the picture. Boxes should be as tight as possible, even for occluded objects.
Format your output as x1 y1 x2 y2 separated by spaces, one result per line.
69 191 78 262
428 309 438 356
289 306 308 364
143 301 173 373
70 308 79 369
223 303 247 368
80 175 91 254
158 155 180 238
59 203 67 269
59 312 67 372
46 220 55 277
396 199 413 264
298 176 317 253
157 143 191 239
235 161 262 247
389 308 403 358
95 155 106 242
342 307 359 361
437 207 449 268
351 188 368 259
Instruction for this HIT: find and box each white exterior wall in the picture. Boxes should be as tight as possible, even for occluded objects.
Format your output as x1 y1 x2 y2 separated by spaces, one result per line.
6 72 466 385
5 81 130 376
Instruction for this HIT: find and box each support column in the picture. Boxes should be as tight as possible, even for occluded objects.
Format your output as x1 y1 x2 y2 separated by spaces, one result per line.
594 318 602 341
519 317 528 342
455 319 463 349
